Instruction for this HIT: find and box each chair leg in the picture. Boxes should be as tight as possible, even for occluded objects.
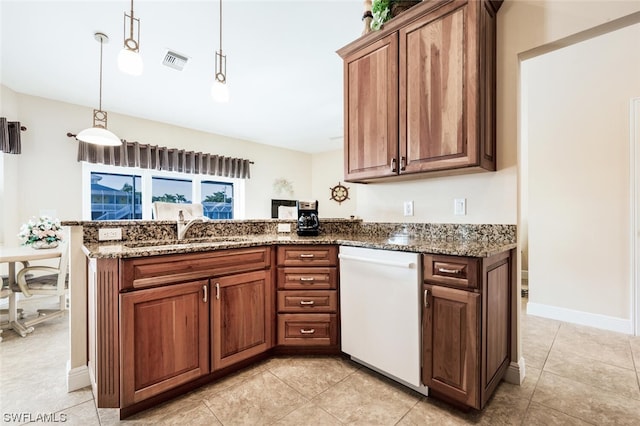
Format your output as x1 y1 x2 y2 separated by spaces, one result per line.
23 310 65 328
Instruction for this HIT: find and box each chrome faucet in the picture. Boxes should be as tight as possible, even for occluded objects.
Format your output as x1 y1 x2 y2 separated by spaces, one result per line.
177 210 207 240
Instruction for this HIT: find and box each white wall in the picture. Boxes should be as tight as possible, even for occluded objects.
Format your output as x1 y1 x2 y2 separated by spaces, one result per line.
311 149 358 219
0 85 21 247
524 24 640 324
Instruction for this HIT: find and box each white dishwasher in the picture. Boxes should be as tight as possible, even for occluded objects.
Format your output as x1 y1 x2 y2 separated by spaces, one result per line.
339 246 428 396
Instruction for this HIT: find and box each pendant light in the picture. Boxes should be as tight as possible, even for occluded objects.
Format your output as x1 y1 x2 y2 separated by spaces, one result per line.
211 0 229 103
118 0 143 76
77 33 122 147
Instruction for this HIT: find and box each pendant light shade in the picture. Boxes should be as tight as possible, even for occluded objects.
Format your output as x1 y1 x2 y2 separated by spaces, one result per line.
76 127 121 146
211 80 229 103
77 32 122 147
118 0 143 76
118 48 143 76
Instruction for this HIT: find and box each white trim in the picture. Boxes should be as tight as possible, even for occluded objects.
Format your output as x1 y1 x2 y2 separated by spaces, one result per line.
632 97 640 336
67 362 91 392
527 302 633 335
504 357 526 385
521 270 528 281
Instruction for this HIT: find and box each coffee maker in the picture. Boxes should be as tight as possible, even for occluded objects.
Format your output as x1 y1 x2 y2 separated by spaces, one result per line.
297 200 319 236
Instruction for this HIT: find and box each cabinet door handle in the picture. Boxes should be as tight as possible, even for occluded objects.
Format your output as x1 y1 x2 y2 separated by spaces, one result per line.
400 156 406 171
299 254 315 259
424 289 430 308
391 157 397 172
215 282 220 300
203 285 208 303
300 328 316 334
438 267 462 274
299 277 315 282
299 300 315 306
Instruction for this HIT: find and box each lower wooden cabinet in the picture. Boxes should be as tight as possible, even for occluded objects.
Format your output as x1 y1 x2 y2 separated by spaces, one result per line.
211 269 273 370
422 250 512 410
120 280 210 406
276 245 339 349
422 284 480 407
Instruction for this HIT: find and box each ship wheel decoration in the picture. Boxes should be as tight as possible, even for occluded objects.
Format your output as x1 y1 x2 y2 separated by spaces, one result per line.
330 182 350 204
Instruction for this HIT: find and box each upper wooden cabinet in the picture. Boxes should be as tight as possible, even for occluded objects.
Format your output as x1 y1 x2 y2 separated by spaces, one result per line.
338 0 502 182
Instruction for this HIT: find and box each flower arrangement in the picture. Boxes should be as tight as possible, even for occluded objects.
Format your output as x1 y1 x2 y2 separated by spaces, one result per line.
18 216 63 247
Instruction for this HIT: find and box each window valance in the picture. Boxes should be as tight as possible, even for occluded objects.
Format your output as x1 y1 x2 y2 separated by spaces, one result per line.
77 140 251 179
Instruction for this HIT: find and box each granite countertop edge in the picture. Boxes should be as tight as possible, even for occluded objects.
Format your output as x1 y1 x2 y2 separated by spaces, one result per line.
83 234 517 259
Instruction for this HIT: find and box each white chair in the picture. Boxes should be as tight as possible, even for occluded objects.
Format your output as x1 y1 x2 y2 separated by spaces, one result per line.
12 243 69 329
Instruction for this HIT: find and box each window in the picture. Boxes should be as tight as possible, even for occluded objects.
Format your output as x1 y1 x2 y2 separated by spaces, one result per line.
90 172 142 220
202 180 234 219
152 177 192 204
82 163 245 220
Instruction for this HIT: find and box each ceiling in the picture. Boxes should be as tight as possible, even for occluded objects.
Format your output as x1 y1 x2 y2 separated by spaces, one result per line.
0 0 364 153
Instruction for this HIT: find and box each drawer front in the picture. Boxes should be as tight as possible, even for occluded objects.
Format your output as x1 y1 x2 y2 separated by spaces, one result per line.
277 290 337 313
277 245 338 267
277 314 337 346
423 254 480 289
121 247 271 290
277 267 337 290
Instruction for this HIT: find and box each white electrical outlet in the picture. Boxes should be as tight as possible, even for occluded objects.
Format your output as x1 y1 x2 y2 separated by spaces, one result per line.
98 228 123 241
277 223 291 233
403 201 414 216
454 198 466 215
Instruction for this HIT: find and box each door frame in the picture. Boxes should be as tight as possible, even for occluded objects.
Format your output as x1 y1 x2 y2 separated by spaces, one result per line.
632 97 640 336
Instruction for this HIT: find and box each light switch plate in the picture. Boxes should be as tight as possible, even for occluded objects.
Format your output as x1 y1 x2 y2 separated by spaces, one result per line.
454 198 466 215
403 201 414 216
98 228 123 241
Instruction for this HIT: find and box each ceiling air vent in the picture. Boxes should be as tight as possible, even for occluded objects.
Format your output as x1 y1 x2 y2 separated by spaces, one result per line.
163 50 189 71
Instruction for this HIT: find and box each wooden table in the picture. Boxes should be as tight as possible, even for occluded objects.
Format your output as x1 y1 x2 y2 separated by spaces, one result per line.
0 245 62 339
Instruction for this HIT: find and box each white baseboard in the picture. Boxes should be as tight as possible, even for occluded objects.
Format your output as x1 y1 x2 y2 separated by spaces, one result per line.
67 362 91 392
504 357 526 385
527 301 633 334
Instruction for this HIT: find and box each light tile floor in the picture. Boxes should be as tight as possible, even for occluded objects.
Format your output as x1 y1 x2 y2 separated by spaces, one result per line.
2 296 640 425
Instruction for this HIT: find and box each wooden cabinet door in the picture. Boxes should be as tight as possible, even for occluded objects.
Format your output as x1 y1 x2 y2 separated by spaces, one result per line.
343 33 399 181
400 3 475 173
212 270 273 370
422 283 480 409
120 280 209 406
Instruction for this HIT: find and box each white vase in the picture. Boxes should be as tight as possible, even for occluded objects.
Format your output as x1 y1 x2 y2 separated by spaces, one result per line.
31 240 59 249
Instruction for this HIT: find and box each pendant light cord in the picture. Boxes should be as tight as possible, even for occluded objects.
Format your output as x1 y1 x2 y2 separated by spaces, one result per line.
98 36 104 111
129 0 135 39
219 0 223 53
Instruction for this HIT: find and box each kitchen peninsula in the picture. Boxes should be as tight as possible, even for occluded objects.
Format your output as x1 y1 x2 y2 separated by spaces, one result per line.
65 218 517 418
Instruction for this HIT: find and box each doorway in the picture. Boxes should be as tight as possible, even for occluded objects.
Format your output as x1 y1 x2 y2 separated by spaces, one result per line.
520 24 640 335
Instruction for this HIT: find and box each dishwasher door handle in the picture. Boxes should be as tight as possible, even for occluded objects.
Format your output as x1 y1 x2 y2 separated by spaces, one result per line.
338 253 416 269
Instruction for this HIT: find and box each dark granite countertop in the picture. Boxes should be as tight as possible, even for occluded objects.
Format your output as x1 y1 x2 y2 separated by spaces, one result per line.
82 233 516 259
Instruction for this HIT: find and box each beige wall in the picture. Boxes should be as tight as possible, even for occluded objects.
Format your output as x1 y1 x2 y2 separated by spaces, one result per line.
525 23 640 321
0 90 326 245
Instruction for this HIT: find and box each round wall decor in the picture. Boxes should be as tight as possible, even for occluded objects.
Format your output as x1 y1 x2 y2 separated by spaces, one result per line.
330 182 350 204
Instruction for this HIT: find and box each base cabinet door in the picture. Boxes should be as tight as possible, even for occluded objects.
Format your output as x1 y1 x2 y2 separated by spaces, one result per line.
120 280 210 407
212 270 273 370
422 283 480 408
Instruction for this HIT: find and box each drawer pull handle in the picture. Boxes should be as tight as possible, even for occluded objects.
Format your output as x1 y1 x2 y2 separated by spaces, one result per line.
300 328 316 334
299 254 315 258
438 267 462 274
299 277 315 282
299 300 315 306
215 282 220 300
424 289 430 308
203 285 208 303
